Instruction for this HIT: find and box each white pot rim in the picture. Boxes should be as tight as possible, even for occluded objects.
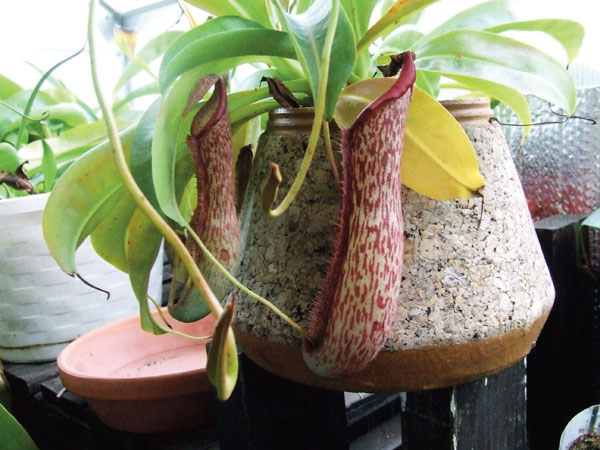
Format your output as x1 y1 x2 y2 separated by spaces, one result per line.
0 192 49 214
560 404 600 450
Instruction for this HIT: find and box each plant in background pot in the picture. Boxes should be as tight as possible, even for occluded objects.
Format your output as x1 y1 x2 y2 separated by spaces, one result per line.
42 0 582 398
0 38 173 363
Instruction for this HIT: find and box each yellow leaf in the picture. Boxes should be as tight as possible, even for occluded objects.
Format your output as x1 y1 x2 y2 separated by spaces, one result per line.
403 87 485 199
334 80 484 200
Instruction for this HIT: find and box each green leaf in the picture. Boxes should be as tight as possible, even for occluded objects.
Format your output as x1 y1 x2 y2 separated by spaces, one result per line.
20 120 132 171
113 31 183 95
358 0 442 52
90 191 135 273
485 19 584 64
41 103 89 127
184 0 271 27
89 102 161 277
206 300 238 401
272 0 355 120
415 71 440 98
41 138 57 192
228 78 311 111
379 26 425 55
131 98 161 212
42 128 135 275
232 68 280 92
24 63 98 121
340 0 379 39
412 0 515 50
126 208 164 333
152 72 218 226
0 404 39 450
0 142 20 174
113 82 160 112
334 80 484 199
340 0 380 77
0 103 89 141
15 46 85 149
0 90 55 139
230 95 309 127
295 0 312 13
582 209 600 229
442 74 532 140
159 17 295 92
40 87 77 105
415 30 577 114
0 74 22 100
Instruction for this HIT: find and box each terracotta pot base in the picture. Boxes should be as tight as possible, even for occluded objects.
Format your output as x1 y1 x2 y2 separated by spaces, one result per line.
234 307 550 392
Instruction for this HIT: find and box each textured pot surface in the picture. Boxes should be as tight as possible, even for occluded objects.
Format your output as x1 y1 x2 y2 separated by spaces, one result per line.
235 101 554 390
0 193 164 363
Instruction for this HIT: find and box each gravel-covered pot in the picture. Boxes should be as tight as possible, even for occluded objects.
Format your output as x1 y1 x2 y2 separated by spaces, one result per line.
234 100 554 392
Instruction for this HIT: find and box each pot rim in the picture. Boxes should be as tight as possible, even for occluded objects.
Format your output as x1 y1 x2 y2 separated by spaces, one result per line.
0 192 49 214
57 308 213 401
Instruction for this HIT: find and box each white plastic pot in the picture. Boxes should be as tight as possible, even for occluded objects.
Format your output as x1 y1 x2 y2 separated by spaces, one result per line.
560 404 600 450
0 193 163 363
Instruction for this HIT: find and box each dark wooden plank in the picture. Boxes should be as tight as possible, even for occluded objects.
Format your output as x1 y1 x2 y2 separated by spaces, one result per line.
401 360 527 450
350 414 402 450
347 393 401 426
215 349 349 450
400 388 454 449
3 361 59 394
529 215 600 449
40 376 88 415
453 360 527 449
347 393 402 442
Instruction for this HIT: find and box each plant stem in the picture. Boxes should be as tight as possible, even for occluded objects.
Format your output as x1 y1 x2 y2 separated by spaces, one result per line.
147 295 211 341
185 225 308 339
264 0 339 218
322 121 340 189
177 0 198 28
87 0 223 319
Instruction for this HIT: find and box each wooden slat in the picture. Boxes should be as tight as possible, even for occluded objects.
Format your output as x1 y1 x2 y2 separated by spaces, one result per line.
3 361 59 395
528 214 600 449
215 349 349 450
401 360 527 450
